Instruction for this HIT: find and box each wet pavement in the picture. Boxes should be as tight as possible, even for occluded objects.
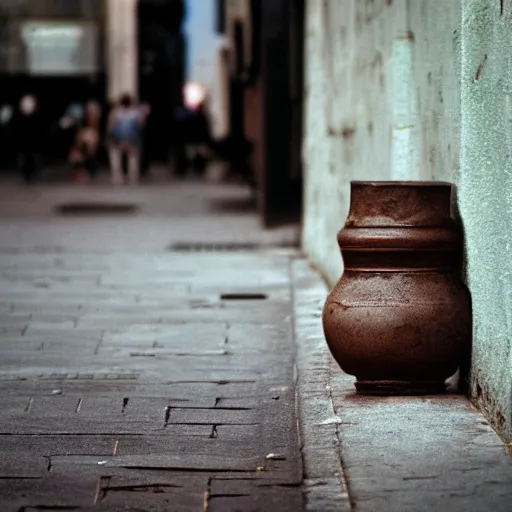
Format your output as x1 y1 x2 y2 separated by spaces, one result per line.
0 178 303 511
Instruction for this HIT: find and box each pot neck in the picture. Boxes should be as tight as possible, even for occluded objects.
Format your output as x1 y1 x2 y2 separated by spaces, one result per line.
346 183 453 228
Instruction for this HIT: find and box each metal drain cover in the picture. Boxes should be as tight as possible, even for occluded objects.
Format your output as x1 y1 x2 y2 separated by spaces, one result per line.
220 293 268 300
168 241 298 252
56 203 138 215
169 242 260 252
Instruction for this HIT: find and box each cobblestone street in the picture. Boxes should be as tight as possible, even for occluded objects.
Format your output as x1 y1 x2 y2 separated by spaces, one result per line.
0 179 304 511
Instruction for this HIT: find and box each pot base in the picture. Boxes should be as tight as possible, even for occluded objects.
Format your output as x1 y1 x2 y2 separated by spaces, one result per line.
355 380 447 396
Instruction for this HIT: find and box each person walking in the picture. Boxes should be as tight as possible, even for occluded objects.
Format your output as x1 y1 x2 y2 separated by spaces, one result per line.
12 94 43 184
107 94 147 185
172 82 214 179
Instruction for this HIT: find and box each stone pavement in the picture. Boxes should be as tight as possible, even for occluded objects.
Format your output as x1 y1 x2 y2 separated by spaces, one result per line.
293 260 512 512
1 177 512 511
0 179 303 511
0 177 299 252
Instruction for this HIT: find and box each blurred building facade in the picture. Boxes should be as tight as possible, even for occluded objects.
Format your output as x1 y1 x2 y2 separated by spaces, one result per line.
0 0 104 112
215 0 305 226
0 0 185 166
0 0 105 167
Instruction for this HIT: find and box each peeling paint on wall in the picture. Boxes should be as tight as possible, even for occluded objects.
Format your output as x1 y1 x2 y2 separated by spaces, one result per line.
459 0 512 437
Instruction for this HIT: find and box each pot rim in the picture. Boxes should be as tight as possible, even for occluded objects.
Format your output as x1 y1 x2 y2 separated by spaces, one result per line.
351 180 452 187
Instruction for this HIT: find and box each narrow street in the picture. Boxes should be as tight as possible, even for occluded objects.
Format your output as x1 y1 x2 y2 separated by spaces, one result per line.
3 1 512 510
0 178 304 511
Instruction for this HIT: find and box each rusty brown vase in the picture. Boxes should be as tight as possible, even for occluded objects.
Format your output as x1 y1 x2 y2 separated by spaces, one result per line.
322 181 471 395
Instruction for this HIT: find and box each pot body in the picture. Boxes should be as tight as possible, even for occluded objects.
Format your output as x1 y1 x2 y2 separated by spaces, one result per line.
322 181 471 395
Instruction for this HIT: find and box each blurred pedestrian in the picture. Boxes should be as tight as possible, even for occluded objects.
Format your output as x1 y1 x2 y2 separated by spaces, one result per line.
60 102 83 181
107 93 148 185
173 82 213 179
12 94 43 184
82 100 101 180
60 100 102 183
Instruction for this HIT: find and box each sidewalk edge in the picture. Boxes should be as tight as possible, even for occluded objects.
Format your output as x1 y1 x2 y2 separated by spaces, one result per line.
291 257 352 512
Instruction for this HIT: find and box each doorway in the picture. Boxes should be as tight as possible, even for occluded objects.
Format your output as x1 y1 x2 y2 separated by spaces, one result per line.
137 0 185 167
257 0 305 226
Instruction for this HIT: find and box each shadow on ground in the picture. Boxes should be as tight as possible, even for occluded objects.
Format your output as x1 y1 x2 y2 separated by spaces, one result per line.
207 195 257 214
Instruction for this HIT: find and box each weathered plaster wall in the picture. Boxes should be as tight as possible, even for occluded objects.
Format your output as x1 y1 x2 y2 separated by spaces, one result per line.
303 0 460 280
303 0 398 282
408 0 461 183
459 0 512 434
303 0 512 435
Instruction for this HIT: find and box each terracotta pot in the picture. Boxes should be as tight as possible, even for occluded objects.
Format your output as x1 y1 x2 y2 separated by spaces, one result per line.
322 181 471 395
